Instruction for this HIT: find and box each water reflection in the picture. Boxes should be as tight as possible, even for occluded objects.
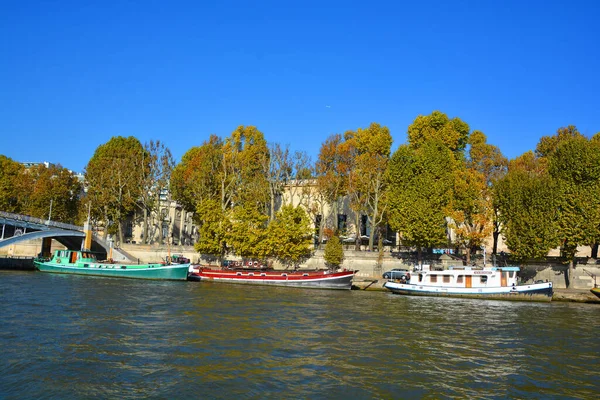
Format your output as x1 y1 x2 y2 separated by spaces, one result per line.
1 271 598 399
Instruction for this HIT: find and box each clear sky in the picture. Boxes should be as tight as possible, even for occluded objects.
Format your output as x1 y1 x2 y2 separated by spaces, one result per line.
1 0 599 173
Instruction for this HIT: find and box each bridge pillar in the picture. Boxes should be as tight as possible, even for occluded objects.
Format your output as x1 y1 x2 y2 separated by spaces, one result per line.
41 237 53 257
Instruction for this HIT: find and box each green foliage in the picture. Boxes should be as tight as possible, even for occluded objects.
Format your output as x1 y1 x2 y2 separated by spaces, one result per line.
85 136 147 242
407 111 470 154
535 125 584 158
548 136 600 260
21 164 82 223
226 204 269 259
0 155 25 213
494 170 560 260
263 205 313 268
194 198 230 259
323 235 344 268
386 141 456 253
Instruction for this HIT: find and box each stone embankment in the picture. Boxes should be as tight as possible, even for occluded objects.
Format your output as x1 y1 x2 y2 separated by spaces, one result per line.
352 278 600 303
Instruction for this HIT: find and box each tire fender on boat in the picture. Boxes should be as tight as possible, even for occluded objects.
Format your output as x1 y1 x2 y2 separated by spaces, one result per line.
56 258 61 264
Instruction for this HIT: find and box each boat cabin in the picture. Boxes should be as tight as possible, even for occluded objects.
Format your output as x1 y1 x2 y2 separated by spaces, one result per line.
52 249 99 264
409 265 520 289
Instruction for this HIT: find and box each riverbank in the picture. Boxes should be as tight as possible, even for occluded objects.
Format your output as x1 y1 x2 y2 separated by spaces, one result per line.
352 279 600 303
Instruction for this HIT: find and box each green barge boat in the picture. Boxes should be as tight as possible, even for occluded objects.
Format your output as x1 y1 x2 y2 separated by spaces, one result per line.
34 249 189 280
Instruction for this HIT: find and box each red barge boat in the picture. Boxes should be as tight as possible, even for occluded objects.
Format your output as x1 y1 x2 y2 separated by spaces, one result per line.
188 266 356 290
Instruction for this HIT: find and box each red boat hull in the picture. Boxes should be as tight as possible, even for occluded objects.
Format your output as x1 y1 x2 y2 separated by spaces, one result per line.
188 268 356 290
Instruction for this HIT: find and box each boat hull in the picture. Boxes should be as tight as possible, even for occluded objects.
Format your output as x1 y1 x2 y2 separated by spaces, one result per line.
383 281 553 302
188 269 355 290
34 260 190 281
591 287 600 300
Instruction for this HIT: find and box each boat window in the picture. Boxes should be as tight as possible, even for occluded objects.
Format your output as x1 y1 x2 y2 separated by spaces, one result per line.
248 273 254 276
236 272 242 276
430 275 437 283
480 276 488 284
260 273 266 276
419 274 423 282
303 273 309 276
509 271 515 278
457 275 464 283
443 275 451 283
281 273 287 277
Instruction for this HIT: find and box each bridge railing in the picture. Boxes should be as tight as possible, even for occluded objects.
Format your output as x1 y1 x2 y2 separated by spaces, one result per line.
0 211 83 231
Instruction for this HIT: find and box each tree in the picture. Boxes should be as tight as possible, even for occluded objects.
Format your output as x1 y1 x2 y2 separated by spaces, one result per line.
323 235 344 269
172 126 271 261
387 140 456 263
535 125 584 158
354 122 393 251
446 166 492 265
548 135 600 285
494 156 560 261
193 198 230 263
226 204 269 260
20 163 82 224
0 155 25 213
134 140 175 244
263 205 313 269
85 136 147 244
466 131 508 262
315 134 352 247
407 111 470 154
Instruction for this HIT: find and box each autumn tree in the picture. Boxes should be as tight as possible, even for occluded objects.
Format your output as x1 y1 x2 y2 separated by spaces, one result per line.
469 131 508 261
353 122 393 251
315 134 352 247
0 155 25 213
20 163 82 224
85 136 147 244
446 165 492 265
172 126 271 260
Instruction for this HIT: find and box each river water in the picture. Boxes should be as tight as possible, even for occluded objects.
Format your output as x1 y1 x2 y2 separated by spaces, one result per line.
1 270 598 399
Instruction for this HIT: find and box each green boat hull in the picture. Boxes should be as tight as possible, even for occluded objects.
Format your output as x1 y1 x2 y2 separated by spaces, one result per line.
34 249 189 280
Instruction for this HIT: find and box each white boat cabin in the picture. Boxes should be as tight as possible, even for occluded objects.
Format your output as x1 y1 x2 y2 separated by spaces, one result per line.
407 265 520 289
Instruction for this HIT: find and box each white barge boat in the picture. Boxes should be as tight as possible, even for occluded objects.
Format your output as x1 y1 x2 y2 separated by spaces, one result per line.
383 265 553 302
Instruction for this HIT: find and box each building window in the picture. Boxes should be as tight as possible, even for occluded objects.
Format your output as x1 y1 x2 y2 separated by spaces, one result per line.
361 215 368 236
337 214 347 234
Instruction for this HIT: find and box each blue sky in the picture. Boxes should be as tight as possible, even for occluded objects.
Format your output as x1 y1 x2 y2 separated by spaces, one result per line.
1 0 599 173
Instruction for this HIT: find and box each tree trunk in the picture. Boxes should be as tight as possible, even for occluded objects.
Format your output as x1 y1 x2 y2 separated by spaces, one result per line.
492 230 499 255
591 243 599 259
117 221 124 248
142 208 148 245
465 247 472 266
355 213 361 251
567 259 574 288
417 247 422 266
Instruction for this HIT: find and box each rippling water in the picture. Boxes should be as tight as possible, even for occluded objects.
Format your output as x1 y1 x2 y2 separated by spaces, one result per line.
1 270 598 399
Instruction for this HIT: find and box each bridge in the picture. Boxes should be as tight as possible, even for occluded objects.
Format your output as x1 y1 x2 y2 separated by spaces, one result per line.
0 211 109 259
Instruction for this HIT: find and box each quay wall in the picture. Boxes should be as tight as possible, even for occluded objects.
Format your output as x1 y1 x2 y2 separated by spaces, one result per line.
2 240 599 290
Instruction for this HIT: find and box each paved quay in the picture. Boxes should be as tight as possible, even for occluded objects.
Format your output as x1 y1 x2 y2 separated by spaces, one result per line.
352 279 600 303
